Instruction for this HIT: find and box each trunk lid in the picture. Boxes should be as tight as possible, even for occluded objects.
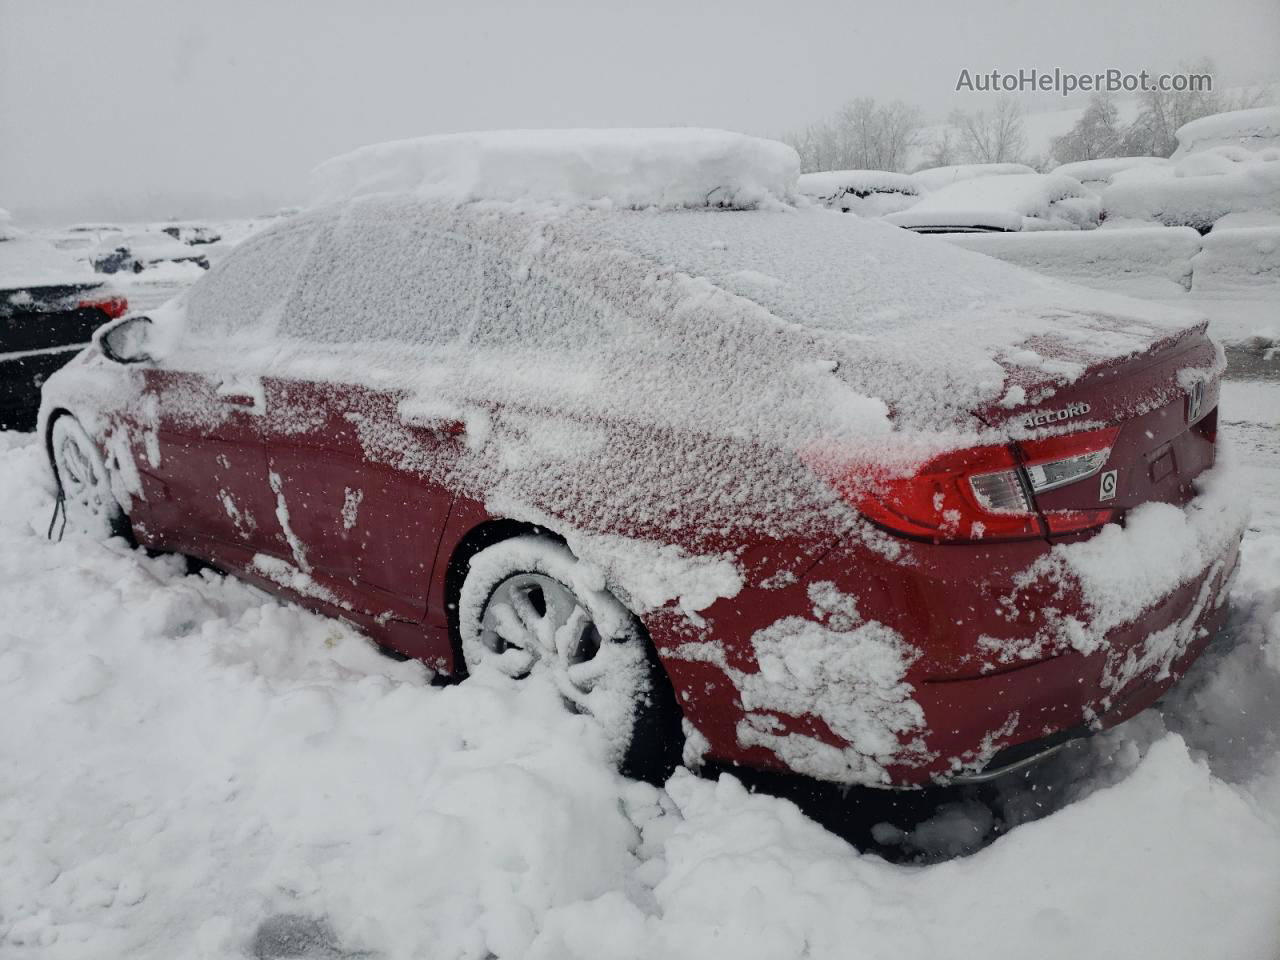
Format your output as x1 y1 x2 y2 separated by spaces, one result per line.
977 321 1221 532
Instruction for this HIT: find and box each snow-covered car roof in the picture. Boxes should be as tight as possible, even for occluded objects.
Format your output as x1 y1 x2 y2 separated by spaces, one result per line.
0 234 98 290
310 128 800 210
1051 156 1171 185
1173 106 1280 158
911 162 1036 192
883 173 1097 232
797 170 921 202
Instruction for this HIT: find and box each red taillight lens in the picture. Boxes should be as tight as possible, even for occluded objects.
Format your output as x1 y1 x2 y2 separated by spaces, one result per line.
77 295 129 319
813 443 1042 543
808 426 1122 544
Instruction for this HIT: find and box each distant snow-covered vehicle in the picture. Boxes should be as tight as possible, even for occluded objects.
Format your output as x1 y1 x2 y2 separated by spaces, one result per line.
884 172 1100 233
911 161 1036 192
1052 156 1171 190
41 130 1242 788
1 215 127 430
1101 111 1280 233
160 223 222 246
91 232 210 274
797 170 921 217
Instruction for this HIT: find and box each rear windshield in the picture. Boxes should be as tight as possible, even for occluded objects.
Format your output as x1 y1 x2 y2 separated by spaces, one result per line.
584 208 1044 338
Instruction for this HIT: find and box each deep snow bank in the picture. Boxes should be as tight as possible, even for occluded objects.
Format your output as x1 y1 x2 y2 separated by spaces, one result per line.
0 430 1277 959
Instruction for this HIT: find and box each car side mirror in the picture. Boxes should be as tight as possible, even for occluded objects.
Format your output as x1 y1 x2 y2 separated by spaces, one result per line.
97 315 154 365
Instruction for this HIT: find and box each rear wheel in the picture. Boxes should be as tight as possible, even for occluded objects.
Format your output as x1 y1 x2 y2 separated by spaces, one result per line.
458 535 683 782
49 415 128 541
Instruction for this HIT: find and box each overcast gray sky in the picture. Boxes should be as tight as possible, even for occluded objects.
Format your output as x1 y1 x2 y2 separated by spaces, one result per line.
3 0 1277 222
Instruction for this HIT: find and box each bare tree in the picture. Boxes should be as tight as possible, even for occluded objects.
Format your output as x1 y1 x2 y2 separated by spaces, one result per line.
780 98 923 173
950 97 1027 164
919 129 959 169
1120 57 1227 156
876 100 925 171
1051 93 1124 163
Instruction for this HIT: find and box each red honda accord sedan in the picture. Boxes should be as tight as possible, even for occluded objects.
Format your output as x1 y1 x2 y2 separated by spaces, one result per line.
39 131 1245 786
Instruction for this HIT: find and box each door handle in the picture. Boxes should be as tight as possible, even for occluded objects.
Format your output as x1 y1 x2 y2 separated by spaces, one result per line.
405 416 466 438
216 379 265 414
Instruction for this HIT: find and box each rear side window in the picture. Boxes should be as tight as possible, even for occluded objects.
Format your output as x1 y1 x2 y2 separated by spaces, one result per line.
280 200 479 347
470 253 614 349
184 215 321 339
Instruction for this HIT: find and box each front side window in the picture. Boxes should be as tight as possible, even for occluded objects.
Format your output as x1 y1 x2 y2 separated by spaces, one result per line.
279 200 479 348
184 214 323 341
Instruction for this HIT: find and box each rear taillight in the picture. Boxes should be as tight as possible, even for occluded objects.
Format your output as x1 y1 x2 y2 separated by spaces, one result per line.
77 294 129 319
1018 427 1119 494
810 426 1121 544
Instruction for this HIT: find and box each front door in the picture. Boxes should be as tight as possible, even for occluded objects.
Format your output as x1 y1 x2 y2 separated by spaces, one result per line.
126 361 281 571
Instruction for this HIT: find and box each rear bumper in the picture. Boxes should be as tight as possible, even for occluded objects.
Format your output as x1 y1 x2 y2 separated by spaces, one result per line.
901 535 1239 784
655 460 1246 788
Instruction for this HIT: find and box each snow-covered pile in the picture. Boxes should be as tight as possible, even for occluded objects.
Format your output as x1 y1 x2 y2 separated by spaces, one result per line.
310 129 801 210
1192 226 1280 291
911 162 1036 192
1101 157 1280 232
1 417 1278 958
942 226 1201 295
1052 156 1171 187
885 173 1099 231
1173 105 1280 158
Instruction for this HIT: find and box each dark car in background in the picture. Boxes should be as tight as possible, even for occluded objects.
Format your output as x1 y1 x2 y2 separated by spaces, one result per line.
1 233 127 430
161 223 222 245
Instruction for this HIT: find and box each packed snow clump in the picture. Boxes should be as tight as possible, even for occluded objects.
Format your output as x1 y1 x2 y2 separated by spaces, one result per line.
310 128 800 210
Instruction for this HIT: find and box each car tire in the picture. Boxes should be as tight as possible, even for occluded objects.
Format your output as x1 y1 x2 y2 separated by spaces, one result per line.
48 415 129 541
458 535 683 783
